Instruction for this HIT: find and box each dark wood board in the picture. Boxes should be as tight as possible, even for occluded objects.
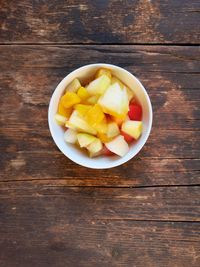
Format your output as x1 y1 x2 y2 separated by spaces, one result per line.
0 218 199 267
1 184 200 221
0 1 200 264
0 0 200 44
0 184 200 267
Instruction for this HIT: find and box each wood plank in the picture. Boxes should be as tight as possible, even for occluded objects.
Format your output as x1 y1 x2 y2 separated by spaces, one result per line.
0 184 199 266
1 150 200 186
0 217 199 267
0 185 199 221
0 0 200 44
0 45 199 187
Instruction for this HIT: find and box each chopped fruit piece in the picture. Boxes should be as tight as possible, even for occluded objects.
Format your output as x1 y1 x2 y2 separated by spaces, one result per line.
77 133 96 148
121 120 142 140
87 138 103 157
65 78 81 93
68 110 97 135
86 95 99 105
128 104 142 121
102 146 115 156
111 76 134 101
126 87 135 101
87 74 111 95
89 148 103 158
77 86 90 100
94 117 108 134
105 135 129 157
58 102 72 118
65 121 76 130
54 114 67 126
57 102 66 116
64 129 77 144
107 122 120 138
61 92 81 108
111 76 125 88
98 83 129 119
97 133 112 143
121 87 130 114
74 104 92 117
95 68 112 79
84 104 105 127
111 116 124 126
89 151 102 158
121 131 134 143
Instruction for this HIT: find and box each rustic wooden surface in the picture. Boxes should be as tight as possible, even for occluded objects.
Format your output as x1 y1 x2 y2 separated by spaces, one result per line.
0 0 200 44
0 1 200 267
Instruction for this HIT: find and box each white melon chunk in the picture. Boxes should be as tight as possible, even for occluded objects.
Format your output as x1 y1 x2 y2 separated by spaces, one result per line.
111 76 134 101
98 83 129 119
86 75 111 95
54 114 67 126
86 95 99 105
105 135 129 157
87 138 103 157
64 129 77 144
65 78 81 93
77 133 96 148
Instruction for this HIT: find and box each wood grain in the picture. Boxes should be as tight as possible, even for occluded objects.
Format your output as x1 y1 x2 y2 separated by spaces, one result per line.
1 149 200 186
0 221 199 267
0 0 200 44
0 44 199 266
0 217 199 267
1 1 200 265
0 184 200 221
0 45 199 187
0 185 200 266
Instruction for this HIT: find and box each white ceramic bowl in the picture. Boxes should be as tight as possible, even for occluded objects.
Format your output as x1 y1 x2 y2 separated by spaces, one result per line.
48 63 153 169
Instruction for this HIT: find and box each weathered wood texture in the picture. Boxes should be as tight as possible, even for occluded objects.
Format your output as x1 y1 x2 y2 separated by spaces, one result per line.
0 0 200 44
0 185 200 267
1 184 200 221
0 5 200 262
0 45 199 187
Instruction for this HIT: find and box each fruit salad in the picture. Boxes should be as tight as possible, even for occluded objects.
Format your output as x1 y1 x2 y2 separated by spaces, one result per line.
55 68 143 158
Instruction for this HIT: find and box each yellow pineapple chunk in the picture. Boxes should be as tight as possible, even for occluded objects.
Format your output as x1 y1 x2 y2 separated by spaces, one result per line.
94 117 107 134
77 86 90 100
97 133 112 143
84 104 105 127
74 104 92 117
61 92 81 108
58 102 72 118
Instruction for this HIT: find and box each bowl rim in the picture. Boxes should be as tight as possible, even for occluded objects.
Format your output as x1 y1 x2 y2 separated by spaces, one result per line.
48 63 153 169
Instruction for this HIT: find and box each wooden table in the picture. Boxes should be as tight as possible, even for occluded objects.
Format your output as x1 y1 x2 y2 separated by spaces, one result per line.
0 1 200 266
